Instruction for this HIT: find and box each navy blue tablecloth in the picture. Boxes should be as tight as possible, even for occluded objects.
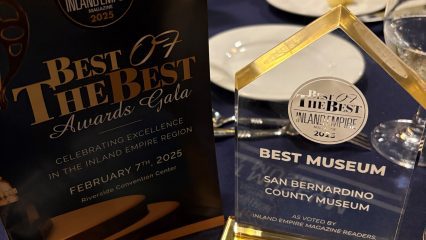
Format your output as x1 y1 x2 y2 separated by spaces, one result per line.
199 0 426 239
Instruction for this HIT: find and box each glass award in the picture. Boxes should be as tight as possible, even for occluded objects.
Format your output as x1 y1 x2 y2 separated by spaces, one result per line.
230 5 426 240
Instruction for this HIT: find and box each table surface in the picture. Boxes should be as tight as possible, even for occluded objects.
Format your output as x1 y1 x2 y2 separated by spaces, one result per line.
194 0 426 239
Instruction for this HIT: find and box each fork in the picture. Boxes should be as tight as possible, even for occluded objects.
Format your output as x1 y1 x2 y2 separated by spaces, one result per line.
212 108 291 128
214 125 372 150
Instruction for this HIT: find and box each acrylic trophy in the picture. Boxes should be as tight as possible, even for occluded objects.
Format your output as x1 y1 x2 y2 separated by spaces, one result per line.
223 5 426 240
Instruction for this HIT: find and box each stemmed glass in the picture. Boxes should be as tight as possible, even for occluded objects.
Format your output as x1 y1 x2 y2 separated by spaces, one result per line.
371 0 426 169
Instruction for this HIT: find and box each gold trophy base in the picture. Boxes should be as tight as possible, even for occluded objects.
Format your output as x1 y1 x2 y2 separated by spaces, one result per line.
221 217 311 240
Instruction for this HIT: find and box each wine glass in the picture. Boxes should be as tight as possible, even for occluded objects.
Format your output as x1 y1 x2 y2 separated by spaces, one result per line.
371 0 426 169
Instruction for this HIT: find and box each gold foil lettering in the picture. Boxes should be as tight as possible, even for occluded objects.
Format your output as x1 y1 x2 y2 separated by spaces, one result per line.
44 50 121 84
55 87 86 116
160 61 178 85
130 30 182 66
109 68 140 103
74 58 93 80
141 66 161 90
104 50 121 71
177 56 196 81
44 57 74 87
12 81 53 125
90 54 108 75
11 30 198 129
86 80 109 107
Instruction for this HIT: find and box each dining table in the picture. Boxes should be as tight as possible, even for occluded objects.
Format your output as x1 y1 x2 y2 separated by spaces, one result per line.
187 0 426 239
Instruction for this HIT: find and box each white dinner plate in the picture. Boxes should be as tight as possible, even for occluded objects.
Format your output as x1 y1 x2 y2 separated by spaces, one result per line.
266 0 386 17
209 24 365 101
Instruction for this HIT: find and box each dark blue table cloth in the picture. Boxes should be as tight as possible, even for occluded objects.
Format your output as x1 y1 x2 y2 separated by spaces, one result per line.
200 0 426 239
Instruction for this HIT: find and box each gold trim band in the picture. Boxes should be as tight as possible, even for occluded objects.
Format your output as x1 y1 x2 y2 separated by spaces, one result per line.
235 5 426 108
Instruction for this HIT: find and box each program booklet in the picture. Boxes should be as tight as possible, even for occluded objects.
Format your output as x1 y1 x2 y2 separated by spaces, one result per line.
0 0 223 239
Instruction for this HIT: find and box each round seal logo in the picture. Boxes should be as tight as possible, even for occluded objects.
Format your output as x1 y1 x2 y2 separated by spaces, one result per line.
288 77 368 145
57 0 134 28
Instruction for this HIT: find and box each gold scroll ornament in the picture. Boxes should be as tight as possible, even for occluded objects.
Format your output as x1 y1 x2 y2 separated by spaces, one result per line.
235 5 426 108
0 0 29 110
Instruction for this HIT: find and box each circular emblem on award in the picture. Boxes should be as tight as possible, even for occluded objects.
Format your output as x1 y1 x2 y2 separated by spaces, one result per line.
57 0 134 28
288 77 368 145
